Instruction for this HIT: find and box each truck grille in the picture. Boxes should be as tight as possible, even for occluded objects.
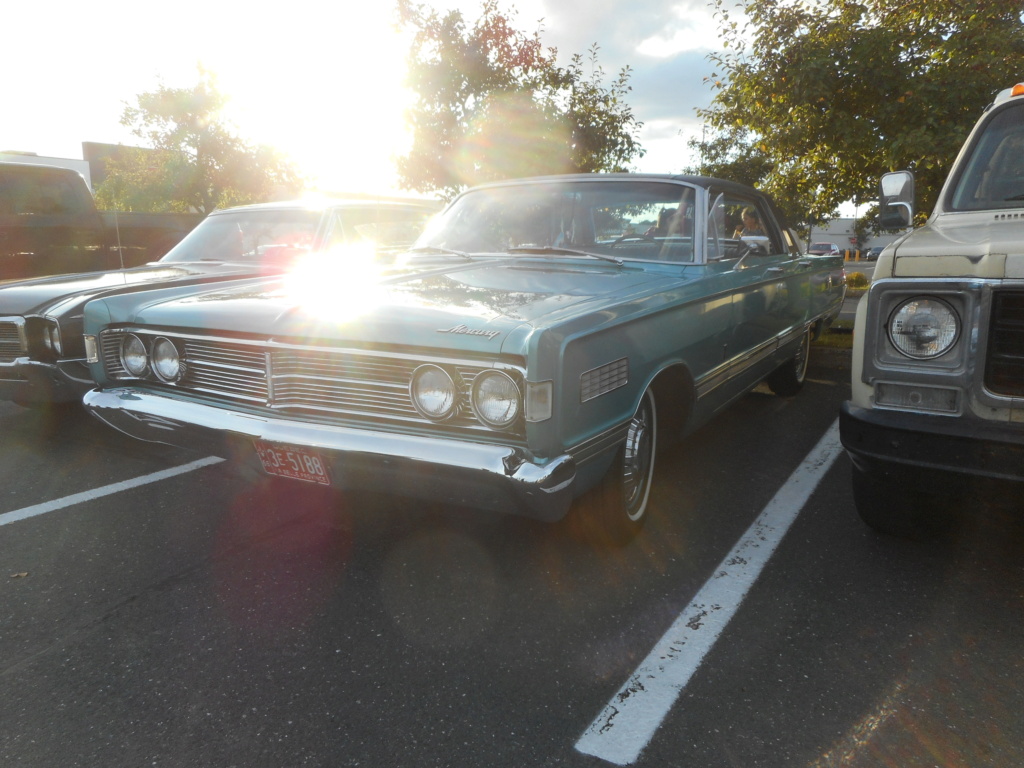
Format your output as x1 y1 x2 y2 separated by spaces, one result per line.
99 329 525 439
985 290 1024 397
0 319 26 362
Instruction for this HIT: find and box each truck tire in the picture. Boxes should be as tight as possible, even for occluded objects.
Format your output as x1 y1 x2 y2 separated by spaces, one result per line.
851 464 953 538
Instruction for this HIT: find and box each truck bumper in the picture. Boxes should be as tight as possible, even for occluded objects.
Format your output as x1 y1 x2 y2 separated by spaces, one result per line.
83 387 578 522
840 401 1024 488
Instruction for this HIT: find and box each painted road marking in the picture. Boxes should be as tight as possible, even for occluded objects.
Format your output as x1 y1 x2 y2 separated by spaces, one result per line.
576 419 843 765
0 456 225 527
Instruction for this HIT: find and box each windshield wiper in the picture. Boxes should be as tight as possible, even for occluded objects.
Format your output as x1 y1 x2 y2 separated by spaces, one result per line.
406 245 473 260
506 245 623 266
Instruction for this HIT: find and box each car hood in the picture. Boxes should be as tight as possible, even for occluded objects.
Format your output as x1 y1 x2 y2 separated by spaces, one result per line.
0 262 260 317
114 258 695 355
891 212 1024 279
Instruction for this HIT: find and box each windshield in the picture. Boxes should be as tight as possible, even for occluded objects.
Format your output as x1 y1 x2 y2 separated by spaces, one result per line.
949 101 1024 211
159 209 323 264
416 180 698 263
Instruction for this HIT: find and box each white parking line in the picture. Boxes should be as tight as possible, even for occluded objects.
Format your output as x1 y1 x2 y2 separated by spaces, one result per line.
0 456 225 527
576 419 843 766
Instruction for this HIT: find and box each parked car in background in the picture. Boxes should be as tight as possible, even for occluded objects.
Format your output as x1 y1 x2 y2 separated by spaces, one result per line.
841 82 1024 536
1 162 201 281
82 174 845 543
808 242 842 257
0 198 437 409
864 245 884 261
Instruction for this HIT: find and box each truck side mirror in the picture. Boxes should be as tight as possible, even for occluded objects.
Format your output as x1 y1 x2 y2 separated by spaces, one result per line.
878 171 914 229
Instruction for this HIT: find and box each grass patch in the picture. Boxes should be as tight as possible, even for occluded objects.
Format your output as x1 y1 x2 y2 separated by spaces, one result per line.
813 325 853 350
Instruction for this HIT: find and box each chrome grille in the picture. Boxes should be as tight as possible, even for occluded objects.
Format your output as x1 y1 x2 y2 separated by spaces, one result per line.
986 290 1024 397
0 319 26 362
99 329 523 437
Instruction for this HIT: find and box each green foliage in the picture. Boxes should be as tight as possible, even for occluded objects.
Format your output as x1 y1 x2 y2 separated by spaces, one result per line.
396 0 644 199
694 0 1024 227
846 271 869 289
95 70 304 214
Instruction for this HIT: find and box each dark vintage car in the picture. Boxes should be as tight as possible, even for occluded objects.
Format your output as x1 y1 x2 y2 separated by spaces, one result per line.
0 198 437 408
82 174 845 542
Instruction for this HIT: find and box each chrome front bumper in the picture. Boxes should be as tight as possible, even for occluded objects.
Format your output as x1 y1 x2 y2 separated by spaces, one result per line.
83 388 577 521
0 358 92 404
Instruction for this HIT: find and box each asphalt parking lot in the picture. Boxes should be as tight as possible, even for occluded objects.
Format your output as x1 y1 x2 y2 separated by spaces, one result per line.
1 347 1021 767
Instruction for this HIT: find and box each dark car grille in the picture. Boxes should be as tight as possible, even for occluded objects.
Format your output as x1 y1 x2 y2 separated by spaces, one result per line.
0 320 25 362
99 330 526 439
985 290 1024 397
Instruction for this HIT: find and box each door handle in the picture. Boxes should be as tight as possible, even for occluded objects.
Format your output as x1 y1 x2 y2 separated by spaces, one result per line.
765 267 785 275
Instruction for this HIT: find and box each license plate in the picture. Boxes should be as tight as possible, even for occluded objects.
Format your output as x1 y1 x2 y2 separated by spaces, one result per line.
254 441 331 485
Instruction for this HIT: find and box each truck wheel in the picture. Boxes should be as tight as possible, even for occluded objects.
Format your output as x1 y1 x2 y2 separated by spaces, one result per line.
851 464 951 538
766 327 811 397
592 388 657 545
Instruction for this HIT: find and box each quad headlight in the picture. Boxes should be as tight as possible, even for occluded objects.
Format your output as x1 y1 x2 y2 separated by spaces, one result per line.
888 297 959 359
40 322 63 356
410 364 459 421
151 337 182 382
121 334 148 376
472 370 521 428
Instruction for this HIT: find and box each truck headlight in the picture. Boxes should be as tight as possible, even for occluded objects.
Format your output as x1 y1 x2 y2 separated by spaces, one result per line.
151 337 182 382
121 334 149 377
888 297 959 359
472 371 521 428
411 364 459 420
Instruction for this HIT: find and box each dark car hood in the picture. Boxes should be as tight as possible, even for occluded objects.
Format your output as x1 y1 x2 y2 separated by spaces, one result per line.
117 258 696 355
0 262 261 317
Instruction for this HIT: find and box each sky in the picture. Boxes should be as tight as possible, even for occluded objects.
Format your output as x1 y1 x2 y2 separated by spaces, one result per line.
4 0 728 198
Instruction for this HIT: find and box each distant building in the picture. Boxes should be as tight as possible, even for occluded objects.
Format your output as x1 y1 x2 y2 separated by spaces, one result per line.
0 143 162 191
0 151 93 188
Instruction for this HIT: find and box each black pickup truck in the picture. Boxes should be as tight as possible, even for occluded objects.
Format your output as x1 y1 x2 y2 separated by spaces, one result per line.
0 162 201 281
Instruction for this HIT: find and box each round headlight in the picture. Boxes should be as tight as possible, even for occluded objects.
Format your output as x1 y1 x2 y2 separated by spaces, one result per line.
888 297 959 359
151 337 182 382
49 325 63 356
472 370 521 428
121 334 148 377
411 364 458 420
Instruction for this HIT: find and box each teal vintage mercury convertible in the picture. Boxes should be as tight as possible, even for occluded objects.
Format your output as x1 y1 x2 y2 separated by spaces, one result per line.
81 175 844 542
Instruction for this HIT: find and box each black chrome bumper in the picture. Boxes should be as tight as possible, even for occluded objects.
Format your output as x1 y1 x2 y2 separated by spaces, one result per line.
83 387 577 521
840 401 1024 485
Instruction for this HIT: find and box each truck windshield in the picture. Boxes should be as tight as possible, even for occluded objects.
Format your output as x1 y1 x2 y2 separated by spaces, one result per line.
415 180 698 263
950 102 1024 211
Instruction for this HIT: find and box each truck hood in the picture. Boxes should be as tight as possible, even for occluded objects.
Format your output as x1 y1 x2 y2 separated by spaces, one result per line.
0 262 261 317
113 258 693 355
892 213 1024 279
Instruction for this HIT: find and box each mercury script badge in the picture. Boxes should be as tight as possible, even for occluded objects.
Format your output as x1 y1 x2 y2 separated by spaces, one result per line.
437 324 501 340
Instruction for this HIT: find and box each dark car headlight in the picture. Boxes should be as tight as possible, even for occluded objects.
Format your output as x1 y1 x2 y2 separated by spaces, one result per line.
472 371 521 428
888 297 959 359
121 334 149 377
410 364 459 421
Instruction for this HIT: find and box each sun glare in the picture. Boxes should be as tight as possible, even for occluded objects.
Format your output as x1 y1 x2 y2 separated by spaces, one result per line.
194 6 416 197
282 243 392 325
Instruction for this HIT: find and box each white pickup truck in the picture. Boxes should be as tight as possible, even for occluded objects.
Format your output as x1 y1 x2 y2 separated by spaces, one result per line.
841 82 1024 536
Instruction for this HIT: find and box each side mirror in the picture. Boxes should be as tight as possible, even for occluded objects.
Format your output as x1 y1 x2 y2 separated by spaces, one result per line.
878 171 914 229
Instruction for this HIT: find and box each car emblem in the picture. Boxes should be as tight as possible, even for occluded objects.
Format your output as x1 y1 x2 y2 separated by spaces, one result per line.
437 324 501 341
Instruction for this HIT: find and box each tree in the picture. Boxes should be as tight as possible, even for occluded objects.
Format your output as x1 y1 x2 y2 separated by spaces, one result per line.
696 0 1024 225
95 71 304 214
396 0 644 199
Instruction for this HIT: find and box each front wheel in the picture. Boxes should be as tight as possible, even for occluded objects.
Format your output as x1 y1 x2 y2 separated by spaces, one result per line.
766 327 811 397
590 388 658 545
